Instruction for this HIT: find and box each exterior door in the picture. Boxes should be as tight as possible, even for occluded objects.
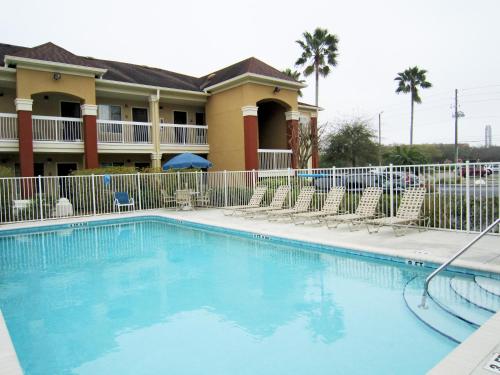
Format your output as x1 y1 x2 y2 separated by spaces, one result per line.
60 102 81 141
132 108 148 143
173 111 187 143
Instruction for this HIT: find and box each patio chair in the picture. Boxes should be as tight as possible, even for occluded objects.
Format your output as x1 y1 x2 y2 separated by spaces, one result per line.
161 189 176 208
293 186 345 225
195 189 212 208
365 187 428 236
240 185 291 218
267 186 316 221
223 186 267 216
113 192 135 212
323 187 383 230
175 189 193 210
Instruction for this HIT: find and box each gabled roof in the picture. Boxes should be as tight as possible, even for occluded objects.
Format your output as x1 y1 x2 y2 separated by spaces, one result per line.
199 57 296 89
0 42 301 93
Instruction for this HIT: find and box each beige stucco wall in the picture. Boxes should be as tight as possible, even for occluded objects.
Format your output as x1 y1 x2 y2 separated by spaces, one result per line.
206 82 299 171
16 68 96 104
0 88 16 113
32 93 83 116
159 104 205 124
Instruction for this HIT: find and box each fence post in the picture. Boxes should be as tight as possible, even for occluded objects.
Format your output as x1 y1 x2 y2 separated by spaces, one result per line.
252 169 256 190
465 160 470 232
177 171 181 190
137 172 142 211
287 168 292 208
331 166 336 187
37 175 43 221
91 174 97 216
223 170 228 207
389 163 394 218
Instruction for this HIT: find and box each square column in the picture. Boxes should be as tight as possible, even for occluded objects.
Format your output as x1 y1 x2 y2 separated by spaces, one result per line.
149 95 161 169
15 98 34 177
285 111 300 169
81 104 99 169
242 106 259 170
310 113 319 168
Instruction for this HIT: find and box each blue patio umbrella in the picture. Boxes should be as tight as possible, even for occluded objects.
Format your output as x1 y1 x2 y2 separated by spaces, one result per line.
162 153 212 170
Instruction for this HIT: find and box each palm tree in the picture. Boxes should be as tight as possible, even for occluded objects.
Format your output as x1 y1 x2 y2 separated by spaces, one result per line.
295 28 339 110
282 68 305 97
395 66 432 146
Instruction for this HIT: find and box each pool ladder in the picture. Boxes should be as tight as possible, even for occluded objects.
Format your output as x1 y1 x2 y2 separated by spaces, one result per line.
419 218 500 309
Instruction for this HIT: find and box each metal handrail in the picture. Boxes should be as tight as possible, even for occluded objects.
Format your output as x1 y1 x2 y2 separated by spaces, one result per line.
419 217 500 308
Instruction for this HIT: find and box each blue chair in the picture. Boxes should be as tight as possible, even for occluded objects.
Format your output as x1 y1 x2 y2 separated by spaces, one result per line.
114 192 135 212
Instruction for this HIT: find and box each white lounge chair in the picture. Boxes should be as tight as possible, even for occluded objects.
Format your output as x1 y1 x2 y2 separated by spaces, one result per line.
323 187 383 230
240 185 290 218
223 186 267 215
365 187 428 236
161 189 176 208
293 186 345 225
267 186 316 221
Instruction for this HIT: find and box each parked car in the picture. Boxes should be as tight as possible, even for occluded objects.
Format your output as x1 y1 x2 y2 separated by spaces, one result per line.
485 164 500 175
312 172 344 192
460 165 492 177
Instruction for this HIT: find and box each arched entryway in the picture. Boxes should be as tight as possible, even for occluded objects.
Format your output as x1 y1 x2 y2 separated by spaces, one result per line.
257 100 289 150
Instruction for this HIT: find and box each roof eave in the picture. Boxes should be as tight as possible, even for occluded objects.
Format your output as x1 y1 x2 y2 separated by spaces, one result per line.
203 72 307 93
298 103 324 111
4 55 108 77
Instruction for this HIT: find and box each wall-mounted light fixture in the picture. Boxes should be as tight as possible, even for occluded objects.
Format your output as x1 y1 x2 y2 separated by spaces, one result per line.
273 86 281 94
44 95 49 100
53 72 62 81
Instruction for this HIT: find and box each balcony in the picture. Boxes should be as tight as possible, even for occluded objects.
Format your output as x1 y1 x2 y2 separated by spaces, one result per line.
33 115 83 142
258 149 292 170
97 120 152 144
159 123 209 154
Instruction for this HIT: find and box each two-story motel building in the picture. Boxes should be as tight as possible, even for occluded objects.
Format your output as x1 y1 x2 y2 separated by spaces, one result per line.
0 42 320 177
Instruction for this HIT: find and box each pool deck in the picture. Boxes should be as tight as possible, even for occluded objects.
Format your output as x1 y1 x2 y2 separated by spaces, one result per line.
0 208 499 375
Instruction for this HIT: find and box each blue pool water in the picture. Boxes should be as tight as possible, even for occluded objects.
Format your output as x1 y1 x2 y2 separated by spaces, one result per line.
0 218 460 374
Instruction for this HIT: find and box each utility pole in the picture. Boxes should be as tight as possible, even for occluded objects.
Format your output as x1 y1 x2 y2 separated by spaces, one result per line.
453 89 465 163
378 111 383 165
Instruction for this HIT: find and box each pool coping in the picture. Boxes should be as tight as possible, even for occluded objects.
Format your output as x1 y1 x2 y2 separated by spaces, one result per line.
0 211 499 374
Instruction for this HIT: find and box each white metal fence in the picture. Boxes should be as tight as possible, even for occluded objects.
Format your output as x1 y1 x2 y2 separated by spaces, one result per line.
32 115 83 142
160 124 208 145
0 113 18 140
0 162 498 233
97 120 152 144
258 149 292 170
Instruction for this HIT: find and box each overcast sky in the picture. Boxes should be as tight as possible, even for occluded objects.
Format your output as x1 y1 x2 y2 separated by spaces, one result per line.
2 0 499 146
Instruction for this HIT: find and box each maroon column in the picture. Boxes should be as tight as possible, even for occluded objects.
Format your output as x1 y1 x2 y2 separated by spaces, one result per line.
285 111 300 169
15 99 34 177
82 105 99 169
242 106 259 170
310 115 319 168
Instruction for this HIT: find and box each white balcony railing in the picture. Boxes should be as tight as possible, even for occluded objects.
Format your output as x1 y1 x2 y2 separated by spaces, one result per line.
98 120 152 144
0 113 18 140
160 124 208 145
258 149 293 170
32 115 83 142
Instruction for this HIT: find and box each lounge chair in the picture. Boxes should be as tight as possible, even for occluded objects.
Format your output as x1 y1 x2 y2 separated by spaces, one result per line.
175 189 192 210
267 186 316 221
240 185 291 218
323 187 383 230
293 186 345 225
365 187 427 236
114 192 135 212
223 186 267 216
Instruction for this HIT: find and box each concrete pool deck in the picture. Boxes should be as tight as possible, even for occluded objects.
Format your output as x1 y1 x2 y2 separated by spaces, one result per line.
0 208 498 374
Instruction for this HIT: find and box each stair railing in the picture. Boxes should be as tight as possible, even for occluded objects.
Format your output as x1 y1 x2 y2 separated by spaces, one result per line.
419 217 500 309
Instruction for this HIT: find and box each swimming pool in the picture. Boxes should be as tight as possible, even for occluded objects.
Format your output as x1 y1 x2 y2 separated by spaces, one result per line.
0 217 490 374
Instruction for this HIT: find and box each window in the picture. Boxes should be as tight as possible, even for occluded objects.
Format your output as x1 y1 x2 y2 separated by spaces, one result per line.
98 105 122 134
98 105 122 121
100 162 124 168
195 112 205 125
